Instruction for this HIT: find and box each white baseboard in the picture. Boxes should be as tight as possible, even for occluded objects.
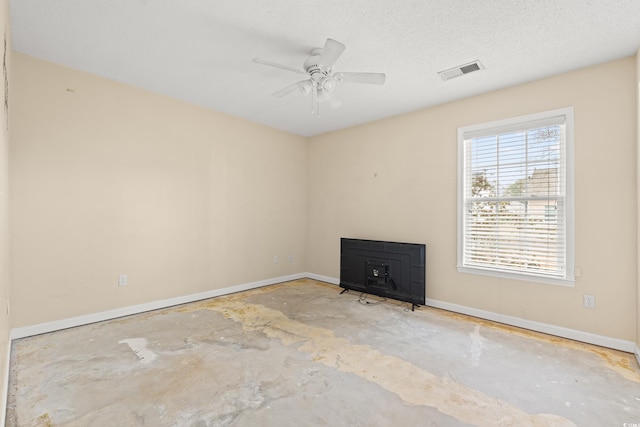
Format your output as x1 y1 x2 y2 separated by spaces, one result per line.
303 274 636 354
305 272 340 285
10 273 306 340
7 271 639 354
425 298 636 353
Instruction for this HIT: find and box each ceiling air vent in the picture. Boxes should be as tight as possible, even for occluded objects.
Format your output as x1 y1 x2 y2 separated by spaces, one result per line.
438 60 484 81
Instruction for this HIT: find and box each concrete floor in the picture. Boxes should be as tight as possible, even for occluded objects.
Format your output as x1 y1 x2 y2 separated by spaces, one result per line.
6 279 640 426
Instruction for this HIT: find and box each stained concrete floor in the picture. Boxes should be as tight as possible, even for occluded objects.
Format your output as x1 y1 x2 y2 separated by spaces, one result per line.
6 279 640 426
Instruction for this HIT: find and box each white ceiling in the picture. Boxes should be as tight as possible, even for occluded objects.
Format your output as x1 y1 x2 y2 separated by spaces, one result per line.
10 0 640 137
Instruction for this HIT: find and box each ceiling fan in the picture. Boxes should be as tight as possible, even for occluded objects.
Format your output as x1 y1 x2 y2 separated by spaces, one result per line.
253 38 386 117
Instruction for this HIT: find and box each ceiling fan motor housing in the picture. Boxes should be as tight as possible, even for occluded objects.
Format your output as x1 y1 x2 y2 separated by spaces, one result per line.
304 55 327 77
304 54 336 94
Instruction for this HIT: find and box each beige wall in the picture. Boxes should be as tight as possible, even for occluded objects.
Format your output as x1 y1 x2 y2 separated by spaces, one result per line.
308 57 637 341
637 49 640 354
0 0 9 412
10 53 308 327
9 51 639 345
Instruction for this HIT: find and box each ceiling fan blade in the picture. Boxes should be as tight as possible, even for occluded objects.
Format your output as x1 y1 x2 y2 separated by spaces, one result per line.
319 38 346 67
253 58 306 74
272 82 303 97
334 72 386 85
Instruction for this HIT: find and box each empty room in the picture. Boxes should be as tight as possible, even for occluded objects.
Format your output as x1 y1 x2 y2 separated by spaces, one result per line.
1 1 640 426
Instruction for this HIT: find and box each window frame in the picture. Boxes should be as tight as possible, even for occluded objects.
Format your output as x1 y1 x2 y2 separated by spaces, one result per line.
457 107 575 286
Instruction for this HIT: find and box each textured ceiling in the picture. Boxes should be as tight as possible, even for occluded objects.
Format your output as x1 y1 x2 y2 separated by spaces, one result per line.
10 0 640 137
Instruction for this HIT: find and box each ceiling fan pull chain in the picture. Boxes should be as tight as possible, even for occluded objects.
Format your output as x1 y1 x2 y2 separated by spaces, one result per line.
312 84 320 118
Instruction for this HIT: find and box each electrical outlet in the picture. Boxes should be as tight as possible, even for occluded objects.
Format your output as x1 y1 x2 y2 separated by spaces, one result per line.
288 255 294 263
273 256 278 264
118 274 128 287
583 294 595 309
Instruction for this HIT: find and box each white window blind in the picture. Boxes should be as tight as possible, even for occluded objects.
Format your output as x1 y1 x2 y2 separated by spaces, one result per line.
457 108 574 285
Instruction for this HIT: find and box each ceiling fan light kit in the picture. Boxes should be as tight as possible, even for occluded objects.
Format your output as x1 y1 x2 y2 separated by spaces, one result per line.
253 38 386 117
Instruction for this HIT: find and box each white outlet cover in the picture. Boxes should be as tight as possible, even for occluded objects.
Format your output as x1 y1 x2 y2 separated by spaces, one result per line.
583 294 595 309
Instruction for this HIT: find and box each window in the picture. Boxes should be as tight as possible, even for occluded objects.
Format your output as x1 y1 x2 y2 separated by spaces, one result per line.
457 108 574 285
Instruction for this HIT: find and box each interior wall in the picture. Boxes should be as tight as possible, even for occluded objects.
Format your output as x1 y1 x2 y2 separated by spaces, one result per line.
0 0 10 413
9 50 639 345
308 57 637 342
636 49 640 357
10 53 308 327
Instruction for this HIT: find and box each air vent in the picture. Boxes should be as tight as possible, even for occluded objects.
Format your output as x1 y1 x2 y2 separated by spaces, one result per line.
438 60 484 81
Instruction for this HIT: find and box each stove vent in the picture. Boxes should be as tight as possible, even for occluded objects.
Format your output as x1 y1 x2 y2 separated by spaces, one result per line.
438 60 484 81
